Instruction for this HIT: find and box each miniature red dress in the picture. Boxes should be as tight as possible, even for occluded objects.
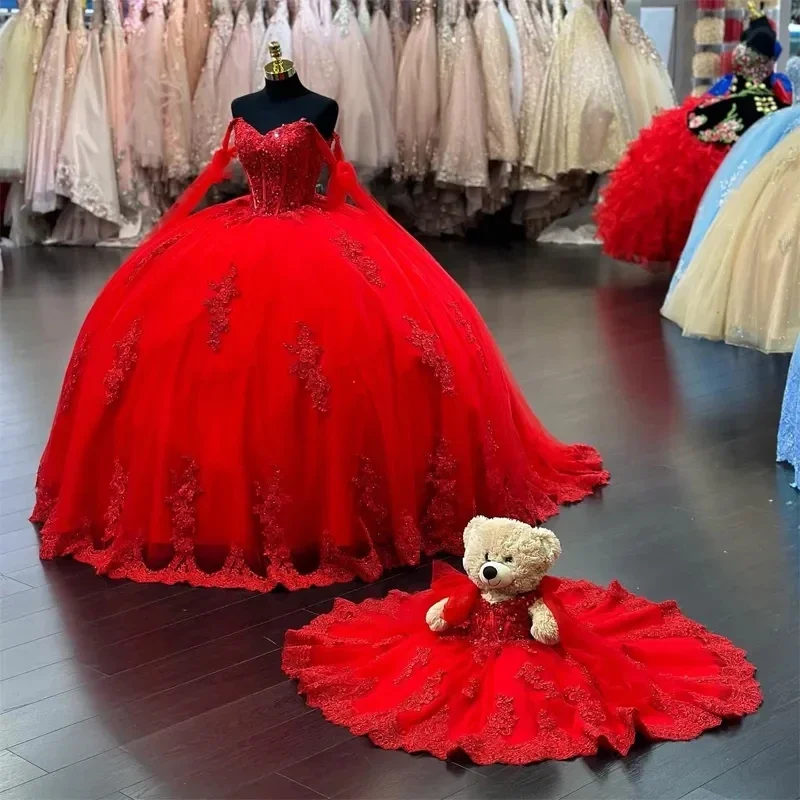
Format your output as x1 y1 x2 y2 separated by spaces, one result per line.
31 119 609 591
283 562 761 765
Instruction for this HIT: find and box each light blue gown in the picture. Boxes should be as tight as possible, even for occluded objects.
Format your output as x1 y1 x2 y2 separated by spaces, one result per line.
666 58 800 300
778 336 800 488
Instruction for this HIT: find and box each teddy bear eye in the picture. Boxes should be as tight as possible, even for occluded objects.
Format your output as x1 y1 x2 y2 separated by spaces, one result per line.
504 556 513 563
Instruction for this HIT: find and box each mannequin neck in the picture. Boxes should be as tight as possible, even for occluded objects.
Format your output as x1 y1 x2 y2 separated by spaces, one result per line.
262 73 311 102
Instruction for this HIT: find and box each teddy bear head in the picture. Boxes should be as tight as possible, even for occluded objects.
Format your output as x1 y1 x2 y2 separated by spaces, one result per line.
462 516 562 596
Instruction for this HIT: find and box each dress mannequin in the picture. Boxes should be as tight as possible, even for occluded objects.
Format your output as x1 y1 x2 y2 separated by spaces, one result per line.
231 42 339 139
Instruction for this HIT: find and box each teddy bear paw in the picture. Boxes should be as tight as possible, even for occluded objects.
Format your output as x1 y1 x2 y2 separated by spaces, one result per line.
426 598 449 632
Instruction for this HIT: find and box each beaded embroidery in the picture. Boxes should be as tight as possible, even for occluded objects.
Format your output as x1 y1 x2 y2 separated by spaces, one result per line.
284 323 331 412
204 264 239 351
334 232 385 287
448 301 488 372
165 458 202 557
404 317 456 396
104 319 143 404
126 233 186 284
353 456 388 525
102 461 128 544
58 333 89 414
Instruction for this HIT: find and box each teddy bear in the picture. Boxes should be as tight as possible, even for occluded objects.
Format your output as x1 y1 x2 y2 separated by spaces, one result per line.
424 516 562 644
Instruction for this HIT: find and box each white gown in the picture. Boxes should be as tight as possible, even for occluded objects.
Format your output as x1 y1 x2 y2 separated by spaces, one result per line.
257 0 292 87
497 0 523 123
250 0 267 90
292 0 340 99
367 1 396 127
608 0 675 134
214 0 252 144
330 0 395 174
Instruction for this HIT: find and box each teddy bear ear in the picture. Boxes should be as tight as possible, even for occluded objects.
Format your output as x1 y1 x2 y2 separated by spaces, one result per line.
463 516 488 547
535 527 562 566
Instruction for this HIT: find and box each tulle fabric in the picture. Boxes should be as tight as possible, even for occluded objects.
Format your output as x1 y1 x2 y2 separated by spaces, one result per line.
33 118 608 592
330 0 395 175
778 335 800 488
528 0 632 180
357 0 371 35
191 0 234 170
394 0 438 181
163 0 193 183
660 127 800 354
63 0 87 134
101 0 136 214
250 0 267 90
283 564 762 764
214 0 252 146
367 2 396 128
608 0 675 135
0 0 37 179
184 0 210 97
669 105 800 298
25 0 69 214
596 97 727 270
292 0 340 100
388 0 408 71
56 9 123 227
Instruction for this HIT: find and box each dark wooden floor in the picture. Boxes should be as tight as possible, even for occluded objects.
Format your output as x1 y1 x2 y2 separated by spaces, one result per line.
0 242 797 800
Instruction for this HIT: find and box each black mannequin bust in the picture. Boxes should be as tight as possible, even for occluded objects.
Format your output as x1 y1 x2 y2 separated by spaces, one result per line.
230 70 339 140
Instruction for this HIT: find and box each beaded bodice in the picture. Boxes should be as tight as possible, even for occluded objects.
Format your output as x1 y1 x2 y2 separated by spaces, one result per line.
467 592 537 643
233 119 327 216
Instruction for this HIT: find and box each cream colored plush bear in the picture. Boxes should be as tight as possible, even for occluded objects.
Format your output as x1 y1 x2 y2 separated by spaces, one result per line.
425 516 562 645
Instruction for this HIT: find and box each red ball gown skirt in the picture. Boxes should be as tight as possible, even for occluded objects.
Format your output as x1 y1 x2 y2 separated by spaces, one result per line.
283 564 761 765
31 119 609 592
595 97 728 270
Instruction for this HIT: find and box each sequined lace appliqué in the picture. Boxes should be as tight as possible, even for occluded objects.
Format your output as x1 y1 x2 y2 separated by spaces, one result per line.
334 231 385 288
284 323 331 412
58 333 89 414
104 319 143 404
204 264 239 351
404 317 457 396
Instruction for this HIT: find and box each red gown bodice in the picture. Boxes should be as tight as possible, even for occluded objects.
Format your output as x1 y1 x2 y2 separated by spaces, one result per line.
233 119 327 216
467 593 537 643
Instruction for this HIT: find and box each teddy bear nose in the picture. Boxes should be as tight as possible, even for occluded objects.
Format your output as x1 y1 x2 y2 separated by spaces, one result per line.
482 565 498 580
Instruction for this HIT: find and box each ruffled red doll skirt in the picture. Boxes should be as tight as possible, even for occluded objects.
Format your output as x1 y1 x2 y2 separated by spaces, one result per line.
595 97 729 270
283 571 762 765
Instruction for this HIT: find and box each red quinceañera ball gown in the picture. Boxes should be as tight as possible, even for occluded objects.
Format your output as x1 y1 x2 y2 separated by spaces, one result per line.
31 119 609 591
283 561 762 765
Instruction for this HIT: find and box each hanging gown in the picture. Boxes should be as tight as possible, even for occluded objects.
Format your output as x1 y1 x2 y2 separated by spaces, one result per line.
163 0 193 183
250 0 267 91
660 124 800 354
595 44 791 270
185 0 211 97
389 0 408 72
55 2 123 230
497 0 523 125
214 0 252 150
26 0 69 214
394 0 438 182
32 118 609 592
608 0 675 135
62 0 87 146
283 561 761 764
136 0 166 170
356 0 371 35
367 0 395 127
528 0 632 181
778 335 800 488
330 0 395 174
292 0 339 101
259 0 292 75
191 0 234 171
0 0 38 179
102 0 136 215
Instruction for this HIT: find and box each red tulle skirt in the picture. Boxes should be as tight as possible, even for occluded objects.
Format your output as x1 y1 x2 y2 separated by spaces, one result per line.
283 570 761 765
595 98 729 270
32 195 609 592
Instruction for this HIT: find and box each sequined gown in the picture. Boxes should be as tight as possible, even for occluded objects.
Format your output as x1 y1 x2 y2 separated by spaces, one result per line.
32 119 609 592
283 562 761 764
163 0 192 183
528 0 632 180
778 335 800 488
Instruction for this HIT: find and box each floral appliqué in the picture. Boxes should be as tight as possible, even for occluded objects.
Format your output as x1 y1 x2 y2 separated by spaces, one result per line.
422 440 458 548
353 456 388 525
165 458 202 558
104 319 143 405
448 301 488 372
204 264 239 351
253 468 291 563
58 333 89 414
404 317 456 396
126 233 186 285
284 323 330 412
102 460 128 544
334 231 385 288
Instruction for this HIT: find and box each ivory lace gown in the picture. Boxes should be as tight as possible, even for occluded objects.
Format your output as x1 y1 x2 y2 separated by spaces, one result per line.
136 0 167 170
367 0 396 127
389 0 408 71
529 0 632 179
63 0 87 138
250 0 267 90
214 0 252 150
191 0 234 170
26 0 69 213
608 0 675 134
394 0 438 181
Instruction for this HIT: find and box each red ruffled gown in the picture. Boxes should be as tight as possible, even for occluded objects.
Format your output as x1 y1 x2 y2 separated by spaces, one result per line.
283 562 762 764
31 119 609 591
